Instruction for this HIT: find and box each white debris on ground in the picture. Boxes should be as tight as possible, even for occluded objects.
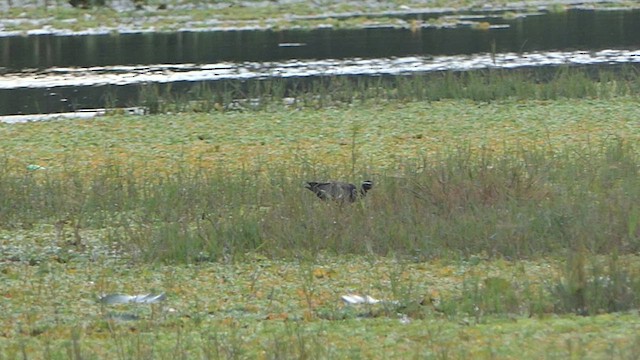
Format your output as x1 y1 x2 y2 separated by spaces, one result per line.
99 293 166 305
0 107 146 124
341 294 382 305
341 294 400 306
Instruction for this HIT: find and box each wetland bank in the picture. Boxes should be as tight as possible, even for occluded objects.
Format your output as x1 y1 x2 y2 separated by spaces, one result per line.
2 96 640 358
1 0 640 359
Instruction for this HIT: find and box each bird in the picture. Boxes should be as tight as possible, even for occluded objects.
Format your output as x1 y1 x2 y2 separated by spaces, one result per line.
304 180 373 203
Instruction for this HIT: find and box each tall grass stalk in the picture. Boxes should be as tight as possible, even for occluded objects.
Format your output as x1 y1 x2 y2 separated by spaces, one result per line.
135 66 640 114
1 139 637 263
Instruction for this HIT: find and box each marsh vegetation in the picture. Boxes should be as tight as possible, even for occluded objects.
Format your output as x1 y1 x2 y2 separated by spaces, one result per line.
1 62 640 358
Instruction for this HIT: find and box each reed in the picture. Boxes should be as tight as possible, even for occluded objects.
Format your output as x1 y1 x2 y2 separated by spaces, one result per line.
1 138 637 263
136 66 640 114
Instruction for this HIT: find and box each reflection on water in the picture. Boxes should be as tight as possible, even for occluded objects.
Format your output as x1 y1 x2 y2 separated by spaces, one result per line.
2 49 639 89
1 9 639 70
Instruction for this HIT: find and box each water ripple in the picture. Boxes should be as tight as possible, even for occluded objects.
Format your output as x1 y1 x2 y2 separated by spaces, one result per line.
1 49 639 89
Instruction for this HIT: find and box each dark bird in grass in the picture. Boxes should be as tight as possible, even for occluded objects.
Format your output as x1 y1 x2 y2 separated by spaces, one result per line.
305 180 373 203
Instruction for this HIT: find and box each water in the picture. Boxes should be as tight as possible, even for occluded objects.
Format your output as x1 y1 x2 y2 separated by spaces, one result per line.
1 8 639 116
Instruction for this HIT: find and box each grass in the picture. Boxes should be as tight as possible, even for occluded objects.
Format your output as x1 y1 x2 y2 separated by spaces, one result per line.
2 133 639 262
2 252 640 358
2 73 640 357
134 67 640 114
3 82 640 174
1 0 639 33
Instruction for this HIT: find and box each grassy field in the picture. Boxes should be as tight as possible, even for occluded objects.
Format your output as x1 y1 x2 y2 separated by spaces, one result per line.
1 76 640 358
2 254 640 358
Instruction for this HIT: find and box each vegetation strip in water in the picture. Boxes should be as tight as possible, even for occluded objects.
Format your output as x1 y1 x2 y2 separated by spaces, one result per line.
132 66 640 115
3 0 639 34
3 64 639 117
